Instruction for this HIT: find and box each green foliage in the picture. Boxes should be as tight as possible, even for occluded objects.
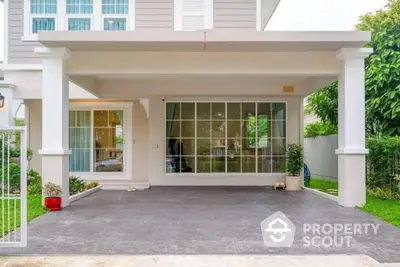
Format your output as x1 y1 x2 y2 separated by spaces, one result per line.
366 136 400 194
85 181 99 190
69 175 86 195
247 115 268 147
13 118 25 148
367 187 400 200
306 81 338 127
304 121 337 138
28 169 42 195
307 1 400 136
285 144 304 176
0 163 21 193
8 147 33 158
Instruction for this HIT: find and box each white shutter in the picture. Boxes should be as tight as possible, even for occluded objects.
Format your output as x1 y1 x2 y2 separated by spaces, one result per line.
174 0 213 31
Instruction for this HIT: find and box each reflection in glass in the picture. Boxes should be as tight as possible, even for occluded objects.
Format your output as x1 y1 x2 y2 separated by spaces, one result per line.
258 156 272 173
197 103 210 119
166 103 180 120
197 157 211 173
212 156 225 172
94 110 124 172
227 103 241 120
212 103 225 119
242 156 256 173
181 103 195 119
69 111 91 172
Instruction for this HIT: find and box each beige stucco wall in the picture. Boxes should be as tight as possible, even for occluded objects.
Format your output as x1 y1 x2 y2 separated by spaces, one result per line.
25 95 302 187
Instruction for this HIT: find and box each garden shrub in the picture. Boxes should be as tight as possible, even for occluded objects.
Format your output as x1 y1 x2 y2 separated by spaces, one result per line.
69 175 86 195
366 137 400 195
0 163 21 193
304 121 337 138
85 181 99 190
28 169 42 195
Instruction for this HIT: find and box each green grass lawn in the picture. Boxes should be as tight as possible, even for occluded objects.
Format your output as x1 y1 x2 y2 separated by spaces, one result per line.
0 195 46 237
308 178 400 228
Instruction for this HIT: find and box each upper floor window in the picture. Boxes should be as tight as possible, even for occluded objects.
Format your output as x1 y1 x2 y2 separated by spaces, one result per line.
102 0 129 14
31 0 57 14
24 0 134 35
32 17 55 33
68 18 91 30
104 18 126 31
29 0 57 34
174 0 213 31
67 0 93 14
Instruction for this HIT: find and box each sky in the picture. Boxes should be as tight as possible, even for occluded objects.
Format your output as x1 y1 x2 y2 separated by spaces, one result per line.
0 0 389 61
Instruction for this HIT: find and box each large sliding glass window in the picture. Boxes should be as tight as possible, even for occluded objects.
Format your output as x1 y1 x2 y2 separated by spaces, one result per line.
69 109 124 173
165 102 286 174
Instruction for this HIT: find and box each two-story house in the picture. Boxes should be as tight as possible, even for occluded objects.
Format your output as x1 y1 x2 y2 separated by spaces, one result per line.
0 0 372 208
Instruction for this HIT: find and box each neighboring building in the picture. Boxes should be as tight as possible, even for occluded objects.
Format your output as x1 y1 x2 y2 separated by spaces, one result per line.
0 0 372 208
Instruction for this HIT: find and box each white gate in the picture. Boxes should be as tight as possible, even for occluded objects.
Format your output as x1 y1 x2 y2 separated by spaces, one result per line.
0 127 27 247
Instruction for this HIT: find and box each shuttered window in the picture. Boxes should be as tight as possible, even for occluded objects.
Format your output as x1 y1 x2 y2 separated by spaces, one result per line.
174 0 213 31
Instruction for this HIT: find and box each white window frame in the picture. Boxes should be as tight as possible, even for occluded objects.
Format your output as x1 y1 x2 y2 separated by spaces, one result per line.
164 101 287 176
100 0 135 30
23 0 135 38
174 0 213 31
69 102 133 181
101 15 129 31
66 15 94 31
29 15 57 34
66 0 94 31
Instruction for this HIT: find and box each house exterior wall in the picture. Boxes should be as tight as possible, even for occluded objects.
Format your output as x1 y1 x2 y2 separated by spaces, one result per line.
7 0 260 64
8 0 42 64
136 0 174 29
214 0 256 28
25 99 42 174
22 74 303 188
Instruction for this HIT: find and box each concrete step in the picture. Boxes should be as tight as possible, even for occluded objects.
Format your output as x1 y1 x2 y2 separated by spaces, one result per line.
0 255 383 267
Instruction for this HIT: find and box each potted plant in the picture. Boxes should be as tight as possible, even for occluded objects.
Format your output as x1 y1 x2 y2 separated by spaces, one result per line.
285 143 304 191
43 182 62 211
9 148 33 164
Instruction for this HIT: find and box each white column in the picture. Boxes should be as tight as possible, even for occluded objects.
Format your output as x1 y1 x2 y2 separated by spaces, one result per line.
0 82 17 126
335 48 372 207
35 47 71 207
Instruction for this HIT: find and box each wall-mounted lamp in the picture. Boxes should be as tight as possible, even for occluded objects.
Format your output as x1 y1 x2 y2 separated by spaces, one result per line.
0 93 5 108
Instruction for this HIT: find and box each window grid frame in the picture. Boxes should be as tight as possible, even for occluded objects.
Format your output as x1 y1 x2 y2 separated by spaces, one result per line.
165 101 288 175
30 15 57 33
68 108 126 174
25 0 135 35
102 15 129 30
66 0 93 14
30 0 57 14
67 16 93 31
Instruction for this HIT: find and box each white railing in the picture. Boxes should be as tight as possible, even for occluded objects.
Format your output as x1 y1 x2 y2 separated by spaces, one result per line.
0 126 27 247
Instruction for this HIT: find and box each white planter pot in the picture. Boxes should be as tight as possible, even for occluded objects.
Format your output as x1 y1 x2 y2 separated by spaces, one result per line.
286 176 301 191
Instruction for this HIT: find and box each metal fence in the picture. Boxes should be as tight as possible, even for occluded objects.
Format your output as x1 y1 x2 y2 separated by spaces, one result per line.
366 150 400 195
0 127 27 247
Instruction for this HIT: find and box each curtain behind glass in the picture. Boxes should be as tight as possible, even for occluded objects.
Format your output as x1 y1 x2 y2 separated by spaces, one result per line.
32 18 55 33
68 18 91 30
69 111 91 172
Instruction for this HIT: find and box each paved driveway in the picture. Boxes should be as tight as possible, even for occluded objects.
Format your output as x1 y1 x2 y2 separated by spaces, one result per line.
0 187 400 262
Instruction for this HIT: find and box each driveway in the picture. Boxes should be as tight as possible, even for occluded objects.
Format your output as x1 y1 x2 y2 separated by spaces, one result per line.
0 187 399 263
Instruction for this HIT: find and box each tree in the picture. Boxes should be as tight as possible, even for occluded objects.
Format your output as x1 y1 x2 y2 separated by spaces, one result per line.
307 0 400 136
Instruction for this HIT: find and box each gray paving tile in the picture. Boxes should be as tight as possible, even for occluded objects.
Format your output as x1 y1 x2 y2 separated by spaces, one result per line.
0 187 399 263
